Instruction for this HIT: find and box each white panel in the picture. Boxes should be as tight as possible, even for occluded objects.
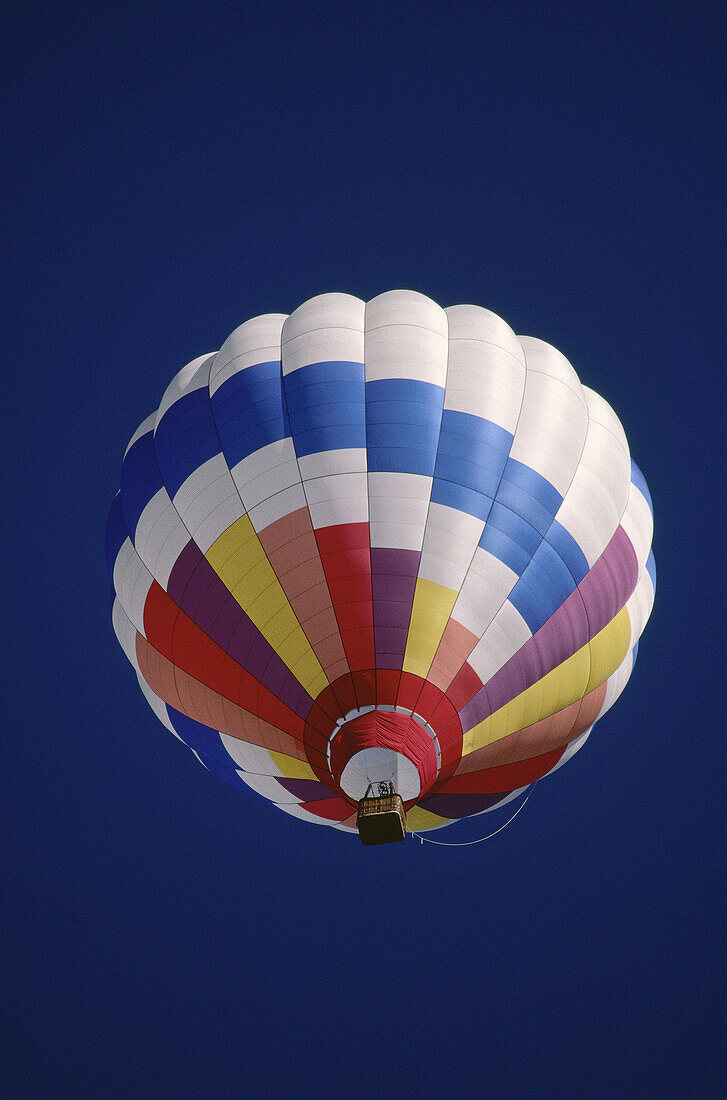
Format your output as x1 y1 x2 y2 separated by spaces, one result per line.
238 771 303 804
340 748 420 801
621 482 654 570
582 386 629 459
248 483 308 532
134 487 190 588
450 547 518 637
155 353 214 426
579 418 630 515
467 602 531 683
517 336 584 398
418 503 484 589
366 289 448 338
173 454 246 548
364 290 448 385
231 438 300 510
368 472 432 550
551 385 631 568
508 368 589 495
281 293 365 373
190 484 246 553
219 734 284 775
113 539 153 633
444 305 526 430
112 597 141 667
552 465 621 566
442 345 525 429
445 303 524 361
209 314 287 395
304 472 369 529
124 412 156 458
625 568 655 648
297 447 367 480
544 385 631 567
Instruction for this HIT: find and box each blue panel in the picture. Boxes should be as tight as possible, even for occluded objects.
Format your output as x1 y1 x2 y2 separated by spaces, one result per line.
284 361 365 457
284 361 362 397
105 492 128 576
508 570 560 634
366 378 445 475
166 706 242 770
547 519 590 585
631 640 639 668
120 430 163 540
434 410 511 493
500 458 563 515
433 453 502 499
211 360 289 468
438 410 512 466
430 478 493 521
509 540 577 632
154 388 221 499
630 458 653 514
495 460 562 536
645 548 657 592
478 511 533 576
482 502 541 558
476 454 588 608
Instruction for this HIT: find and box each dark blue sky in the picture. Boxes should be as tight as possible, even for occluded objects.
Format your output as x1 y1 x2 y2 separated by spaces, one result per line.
5 2 724 1097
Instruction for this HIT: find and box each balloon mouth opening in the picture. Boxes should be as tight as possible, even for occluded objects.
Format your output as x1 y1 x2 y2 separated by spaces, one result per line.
329 708 440 804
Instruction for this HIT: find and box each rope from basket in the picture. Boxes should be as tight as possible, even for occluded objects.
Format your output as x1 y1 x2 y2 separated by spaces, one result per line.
409 788 532 846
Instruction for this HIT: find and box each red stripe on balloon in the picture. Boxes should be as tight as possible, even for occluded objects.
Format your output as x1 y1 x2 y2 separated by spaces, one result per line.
314 523 375 674
135 633 308 756
436 746 566 793
299 796 355 821
143 580 306 736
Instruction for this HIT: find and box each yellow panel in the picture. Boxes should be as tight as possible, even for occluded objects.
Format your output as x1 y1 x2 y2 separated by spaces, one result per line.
263 610 310 655
587 606 632 692
290 656 328 700
406 804 451 832
463 606 632 754
403 578 458 678
269 751 319 781
206 515 328 697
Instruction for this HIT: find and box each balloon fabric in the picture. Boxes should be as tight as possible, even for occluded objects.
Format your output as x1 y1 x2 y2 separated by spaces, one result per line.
106 291 655 836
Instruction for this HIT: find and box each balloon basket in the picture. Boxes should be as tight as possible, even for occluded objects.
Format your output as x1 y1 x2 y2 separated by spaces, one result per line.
356 794 407 845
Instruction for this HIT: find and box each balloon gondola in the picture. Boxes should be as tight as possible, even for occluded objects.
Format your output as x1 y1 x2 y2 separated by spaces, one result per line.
106 292 655 843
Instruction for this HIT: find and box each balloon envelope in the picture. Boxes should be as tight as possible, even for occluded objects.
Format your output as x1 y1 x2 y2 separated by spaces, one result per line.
106 291 655 834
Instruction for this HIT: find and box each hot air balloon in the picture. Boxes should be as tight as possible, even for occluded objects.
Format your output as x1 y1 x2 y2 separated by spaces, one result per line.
106 291 655 844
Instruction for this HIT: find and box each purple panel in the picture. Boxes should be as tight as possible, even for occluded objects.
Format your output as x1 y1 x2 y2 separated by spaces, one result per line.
166 539 314 717
374 599 414 628
459 525 639 732
371 547 420 669
276 777 336 801
166 539 202 603
419 790 511 819
374 625 409 649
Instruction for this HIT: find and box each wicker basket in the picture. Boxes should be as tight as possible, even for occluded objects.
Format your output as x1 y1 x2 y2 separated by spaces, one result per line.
356 794 407 845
